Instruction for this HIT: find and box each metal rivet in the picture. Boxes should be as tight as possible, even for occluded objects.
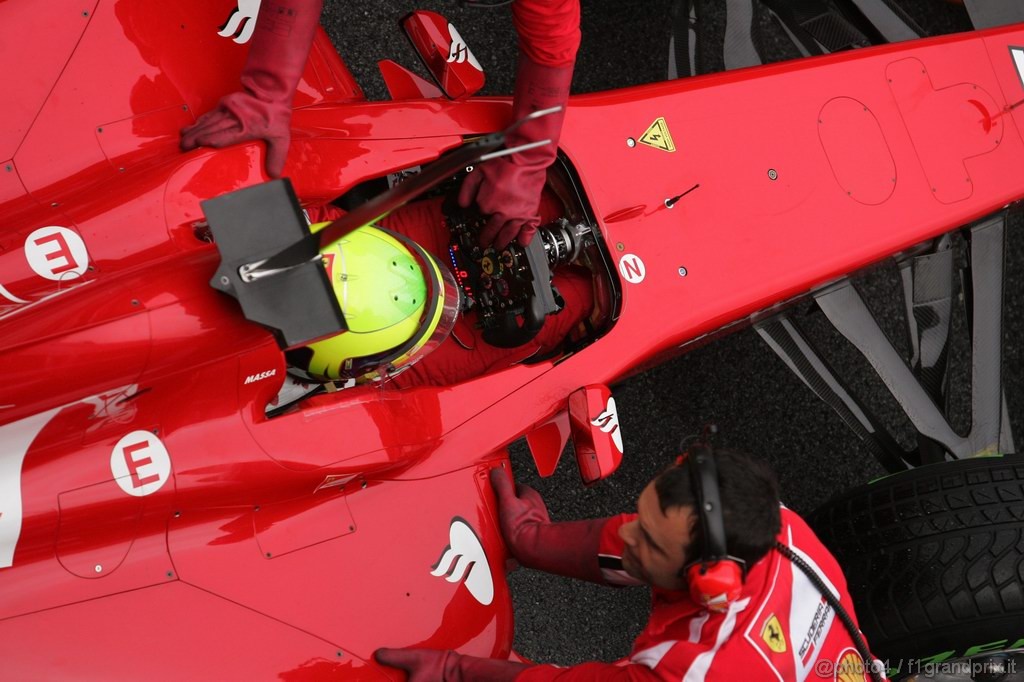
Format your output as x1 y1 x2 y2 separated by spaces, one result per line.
182 105 189 111
166 571 174 578
174 511 181 518
94 564 102 573
4 165 11 172
151 428 158 435
336 651 344 658
767 169 778 181
220 276 230 286
465 166 474 173
51 202 59 208
615 242 624 252
361 480 368 489
348 525 355 532
664 198 675 209
254 505 261 512
97 127 103 133
82 10 89 17
88 265 95 271
118 167 125 173
265 552 272 558
626 138 636 148
131 299 140 306
678 267 688 277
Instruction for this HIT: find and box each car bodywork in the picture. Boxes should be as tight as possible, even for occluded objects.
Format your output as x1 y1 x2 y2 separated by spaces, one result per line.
1 1 1023 677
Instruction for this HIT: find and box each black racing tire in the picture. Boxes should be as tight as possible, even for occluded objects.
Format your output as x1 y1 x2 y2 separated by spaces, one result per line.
808 456 1024 670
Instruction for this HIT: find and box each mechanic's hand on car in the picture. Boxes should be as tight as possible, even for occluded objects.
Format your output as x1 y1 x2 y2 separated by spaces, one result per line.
180 0 323 178
490 467 608 584
374 647 528 682
181 93 293 178
458 157 545 250
458 53 572 249
489 467 551 556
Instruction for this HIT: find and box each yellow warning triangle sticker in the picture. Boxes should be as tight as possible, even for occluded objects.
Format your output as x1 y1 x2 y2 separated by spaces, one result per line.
639 117 676 152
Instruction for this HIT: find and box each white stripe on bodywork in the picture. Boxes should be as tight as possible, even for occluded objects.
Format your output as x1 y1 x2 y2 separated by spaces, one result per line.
0 407 61 568
1012 47 1024 87
683 597 751 682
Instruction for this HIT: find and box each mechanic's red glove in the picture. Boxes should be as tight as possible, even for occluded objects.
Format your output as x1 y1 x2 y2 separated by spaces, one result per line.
180 0 323 178
489 468 607 584
458 52 573 249
374 647 529 682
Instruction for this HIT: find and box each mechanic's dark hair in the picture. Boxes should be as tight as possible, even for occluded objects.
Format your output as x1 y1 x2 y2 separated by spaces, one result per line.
654 449 781 569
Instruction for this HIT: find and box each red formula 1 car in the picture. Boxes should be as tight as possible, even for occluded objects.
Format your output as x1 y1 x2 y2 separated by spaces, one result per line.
2 1 1023 678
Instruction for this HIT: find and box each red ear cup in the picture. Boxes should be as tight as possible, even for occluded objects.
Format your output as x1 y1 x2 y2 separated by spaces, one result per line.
687 560 744 612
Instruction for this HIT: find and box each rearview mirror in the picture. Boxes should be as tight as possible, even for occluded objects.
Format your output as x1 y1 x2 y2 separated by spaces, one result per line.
400 11 485 99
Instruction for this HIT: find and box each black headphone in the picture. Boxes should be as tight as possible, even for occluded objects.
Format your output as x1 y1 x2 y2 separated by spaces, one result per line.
679 426 747 611
677 427 884 682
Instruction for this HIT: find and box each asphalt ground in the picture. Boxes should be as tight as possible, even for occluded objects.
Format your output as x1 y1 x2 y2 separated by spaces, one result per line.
321 1 1021 665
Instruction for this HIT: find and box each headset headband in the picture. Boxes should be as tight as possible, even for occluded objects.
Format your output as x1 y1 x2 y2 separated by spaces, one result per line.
688 442 729 564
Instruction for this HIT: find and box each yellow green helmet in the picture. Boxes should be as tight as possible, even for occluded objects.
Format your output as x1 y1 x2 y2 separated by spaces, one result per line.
293 222 460 382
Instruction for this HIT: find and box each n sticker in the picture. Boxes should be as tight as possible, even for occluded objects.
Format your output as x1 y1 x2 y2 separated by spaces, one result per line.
761 614 787 654
639 117 676 152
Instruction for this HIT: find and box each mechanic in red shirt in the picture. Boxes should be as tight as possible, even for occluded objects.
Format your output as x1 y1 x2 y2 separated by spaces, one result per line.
181 0 579 249
376 446 886 681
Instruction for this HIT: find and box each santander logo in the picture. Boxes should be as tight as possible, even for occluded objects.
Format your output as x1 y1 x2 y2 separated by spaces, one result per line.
430 518 493 606
590 396 623 453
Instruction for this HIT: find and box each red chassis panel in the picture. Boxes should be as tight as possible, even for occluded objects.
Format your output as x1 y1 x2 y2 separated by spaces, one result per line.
1 0 1023 676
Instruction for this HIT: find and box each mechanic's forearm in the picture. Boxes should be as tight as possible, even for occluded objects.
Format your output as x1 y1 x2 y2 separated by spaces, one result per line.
241 0 323 102
512 0 581 68
512 517 609 584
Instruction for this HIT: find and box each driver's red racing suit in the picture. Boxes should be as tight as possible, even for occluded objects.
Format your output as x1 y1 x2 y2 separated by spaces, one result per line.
517 508 885 682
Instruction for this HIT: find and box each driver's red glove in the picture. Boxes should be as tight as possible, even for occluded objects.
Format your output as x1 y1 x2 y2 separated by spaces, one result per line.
458 52 573 249
489 468 607 584
180 0 322 178
374 647 529 682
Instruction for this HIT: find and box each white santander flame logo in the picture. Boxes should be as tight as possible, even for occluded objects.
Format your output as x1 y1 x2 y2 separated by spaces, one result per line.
446 24 482 72
590 396 623 454
219 0 261 44
430 519 493 606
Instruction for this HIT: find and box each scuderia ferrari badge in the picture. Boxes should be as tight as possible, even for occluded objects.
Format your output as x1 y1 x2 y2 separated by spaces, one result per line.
639 117 676 152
